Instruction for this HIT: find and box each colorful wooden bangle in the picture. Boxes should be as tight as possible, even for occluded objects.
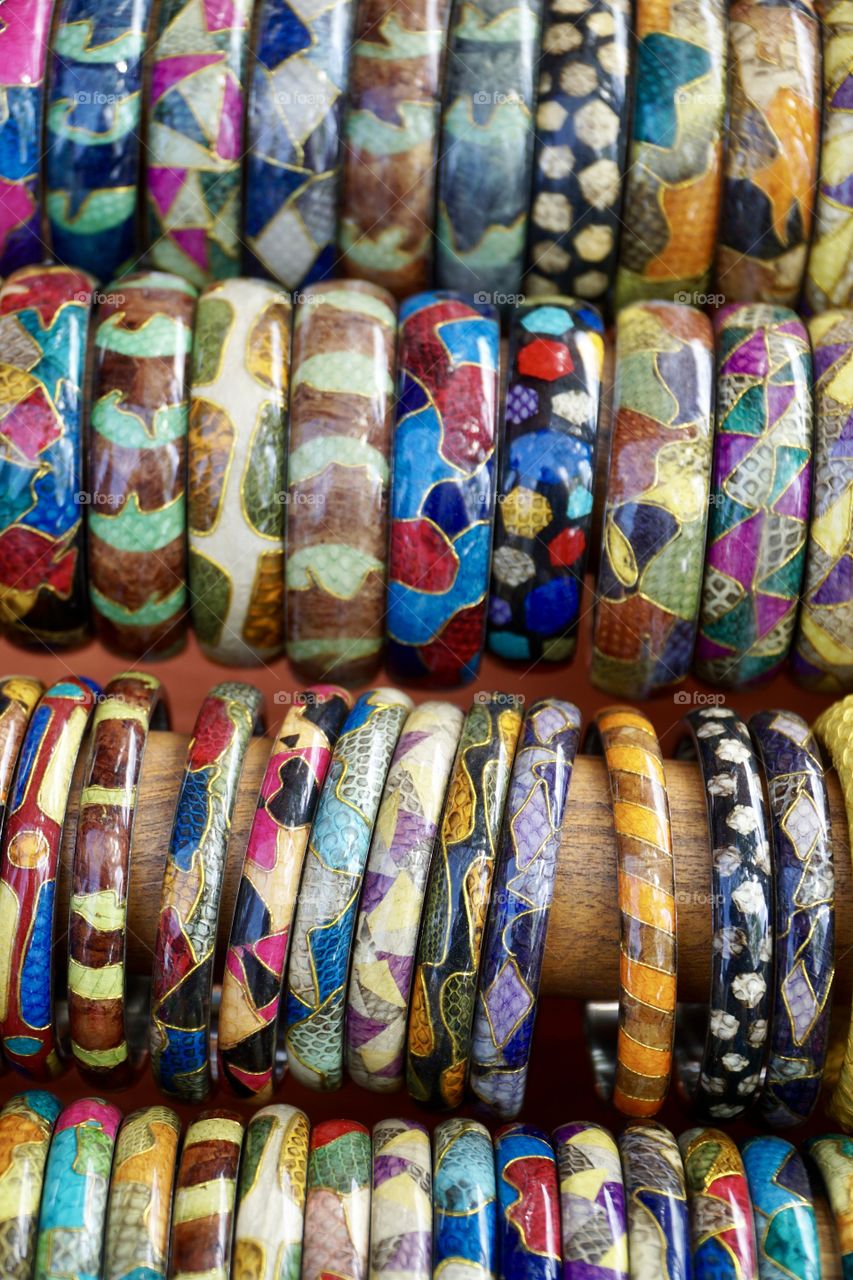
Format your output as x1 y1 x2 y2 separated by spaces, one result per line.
591 302 714 697
488 302 603 663
285 688 412 1090
0 0 52 272
553 1122 628 1280
495 1125 561 1280
219 687 351 1099
387 292 500 685
302 1120 371 1280
170 1110 244 1280
741 1137 820 1280
695 304 813 688
0 1091 62 1280
285 282 396 684
679 1127 759 1280
806 1134 853 1275
0 677 43 836
0 676 99 1080
805 5 853 311
149 681 263 1100
619 1123 690 1280
433 1118 497 1280
188 278 290 665
469 699 580 1118
234 1105 310 1280
370 1120 432 1280
346 700 463 1092
88 271 197 660
103 1106 180 1280
0 267 94 648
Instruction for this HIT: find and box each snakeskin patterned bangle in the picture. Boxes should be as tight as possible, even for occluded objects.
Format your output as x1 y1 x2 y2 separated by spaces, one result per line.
220 687 351 1099
150 682 263 1100
806 1134 853 1276
695 304 813 689
285 282 396 684
742 1137 820 1280
370 1120 432 1280
88 271 197 660
188 278 290 665
591 302 714 697
553 1122 628 1280
387 292 500 685
0 676 99 1080
104 1106 180 1280
0 677 43 837
171 1110 244 1280
679 1127 758 1280
433 1119 497 1280
488 302 603 663
234 1105 310 1280
805 7 853 311
619 1124 690 1280
0 267 94 648
495 1125 561 1280
285 689 412 1090
0 1091 62 1280
346 701 463 1092
0 0 52 272
469 699 580 1118
407 694 523 1109
303 1121 371 1280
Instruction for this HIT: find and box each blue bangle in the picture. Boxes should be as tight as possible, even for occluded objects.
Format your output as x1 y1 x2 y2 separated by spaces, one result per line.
495 1125 560 1280
741 1137 820 1280
619 1123 691 1280
0 0 53 272
434 1119 497 1280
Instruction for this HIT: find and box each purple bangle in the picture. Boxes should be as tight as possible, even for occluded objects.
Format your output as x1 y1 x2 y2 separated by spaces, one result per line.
554 1122 628 1279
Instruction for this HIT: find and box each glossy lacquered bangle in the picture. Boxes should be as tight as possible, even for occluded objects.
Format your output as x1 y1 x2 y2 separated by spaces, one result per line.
805 10 853 311
303 1120 371 1280
434 1119 497 1280
219 687 351 1099
806 1134 853 1275
234 1105 310 1280
150 682 263 1100
0 1091 62 1280
696 305 813 688
387 292 500 685
495 1125 560 1280
0 0 52 272
469 699 581 1118
619 1124 690 1280
679 1127 758 1280
741 1137 820 1280
171 1110 244 1280
554 1122 628 1280
346 701 463 1092
488 301 603 663
0 677 43 835
285 282 396 684
371 1120 432 1280
188 278 290 665
104 1106 180 1280
88 271 197 659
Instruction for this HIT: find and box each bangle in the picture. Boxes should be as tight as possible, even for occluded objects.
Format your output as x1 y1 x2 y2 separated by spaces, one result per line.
0 267 93 648
619 1124 690 1280
234 1104 310 1279
150 681 263 1100
469 699 581 1118
695 304 812 688
219 686 352 1099
806 1135 853 1275
285 282 396 685
370 1120 432 1280
495 1125 560 1280
591 302 714 697
805 7 853 311
792 313 853 691
387 293 500 685
171 1110 244 1280
285 688 412 1090
488 302 603 664
0 676 99 1079
0 1090 62 1279
88 271 197 660
104 1105 181 1280
553 1122 628 1280
0 0 52 272
433 1119 497 1279
0 677 43 833
679 1127 758 1280
303 1120 371 1280
188 279 291 665
346 700 463 1092
407 694 523 1109
69 671 169 1088
741 1137 820 1280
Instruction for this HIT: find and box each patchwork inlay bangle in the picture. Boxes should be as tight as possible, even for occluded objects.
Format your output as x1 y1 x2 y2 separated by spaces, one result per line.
387 292 500 685
741 1137 820 1280
806 1134 853 1276
285 282 396 684
488 301 603 664
469 699 581 1119
591 302 714 697
553 1122 628 1280
679 1127 758 1280
303 1120 371 1280
0 1091 62 1280
88 271 197 660
0 267 94 648
149 681 264 1100
495 1125 561 1280
285 689 412 1090
234 1105 310 1280
0 0 52 272
171 1110 244 1280
619 1123 690 1280
0 677 43 836
695 304 813 689
346 701 463 1092
370 1120 432 1280
219 686 351 1100
0 676 99 1080
188 278 290 665
433 1119 497 1280
805 7 853 311
104 1106 180 1280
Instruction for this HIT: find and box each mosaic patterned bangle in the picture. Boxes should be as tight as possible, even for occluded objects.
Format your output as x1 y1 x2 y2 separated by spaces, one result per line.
433 1119 497 1280
0 0 52 272
488 302 603 664
346 701 463 1092
303 1120 371 1280
805 6 853 311
35 1098 122 1280
741 1137 820 1280
285 689 412 1090
88 271 197 660
679 1127 758 1280
220 687 351 1099
716 0 820 306
469 699 580 1118
525 0 630 304
171 1110 244 1280
387 292 500 685
234 1105 310 1280
0 676 99 1079
0 267 93 648
370 1120 432 1280
104 1106 180 1280
0 677 43 836
695 304 813 688
495 1125 561 1280
0 1091 62 1280
553 1121 628 1280
591 302 714 697
188 278 290 665
806 1134 853 1276
619 1124 690 1280
285 282 396 684
150 682 263 1100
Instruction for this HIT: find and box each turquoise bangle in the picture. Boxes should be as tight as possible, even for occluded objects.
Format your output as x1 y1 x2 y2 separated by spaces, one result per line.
741 1136 820 1280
